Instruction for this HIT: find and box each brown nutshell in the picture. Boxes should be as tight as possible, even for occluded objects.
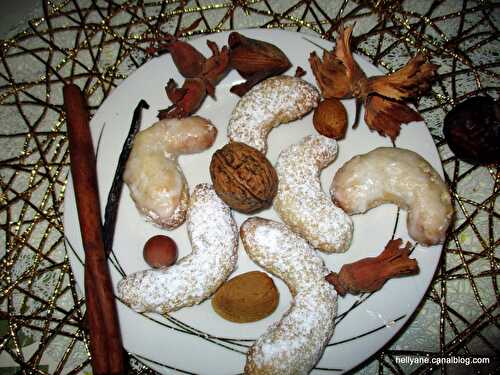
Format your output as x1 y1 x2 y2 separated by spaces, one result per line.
210 142 278 213
313 98 348 139
211 271 279 323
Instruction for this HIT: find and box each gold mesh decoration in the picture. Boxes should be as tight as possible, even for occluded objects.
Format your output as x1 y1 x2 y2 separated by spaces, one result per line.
0 0 498 374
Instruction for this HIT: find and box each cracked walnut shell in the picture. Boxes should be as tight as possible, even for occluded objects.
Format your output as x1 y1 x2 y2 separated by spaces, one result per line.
210 142 278 213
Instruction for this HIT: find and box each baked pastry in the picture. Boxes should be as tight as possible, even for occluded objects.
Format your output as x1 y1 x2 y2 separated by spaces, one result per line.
331 147 453 245
240 217 337 374
117 184 238 313
124 116 217 229
227 75 319 154
274 135 353 253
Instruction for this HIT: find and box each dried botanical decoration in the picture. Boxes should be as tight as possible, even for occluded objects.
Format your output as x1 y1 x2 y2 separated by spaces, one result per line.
294 66 306 77
325 239 419 296
147 23 230 119
159 78 207 119
229 32 292 96
309 25 438 140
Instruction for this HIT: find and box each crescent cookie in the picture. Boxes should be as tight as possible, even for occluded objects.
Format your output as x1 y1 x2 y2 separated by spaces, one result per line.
228 75 320 154
240 217 337 375
331 147 453 246
124 116 217 229
274 135 353 253
117 184 238 313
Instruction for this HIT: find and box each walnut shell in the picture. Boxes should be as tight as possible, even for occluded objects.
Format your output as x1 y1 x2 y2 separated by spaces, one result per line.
210 142 278 213
211 271 279 323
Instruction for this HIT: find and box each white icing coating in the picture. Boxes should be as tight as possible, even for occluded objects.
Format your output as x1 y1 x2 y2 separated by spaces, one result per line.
274 135 353 253
228 75 319 154
123 116 217 229
331 147 453 246
117 184 238 313
241 218 337 375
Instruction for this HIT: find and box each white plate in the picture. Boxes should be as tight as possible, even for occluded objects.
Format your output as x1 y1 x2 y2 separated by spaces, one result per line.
64 29 443 374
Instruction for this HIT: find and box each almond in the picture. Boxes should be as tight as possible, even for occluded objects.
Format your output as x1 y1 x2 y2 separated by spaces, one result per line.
211 271 279 323
313 98 348 139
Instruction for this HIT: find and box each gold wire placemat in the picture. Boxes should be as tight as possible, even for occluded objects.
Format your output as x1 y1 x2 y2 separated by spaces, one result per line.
0 0 498 374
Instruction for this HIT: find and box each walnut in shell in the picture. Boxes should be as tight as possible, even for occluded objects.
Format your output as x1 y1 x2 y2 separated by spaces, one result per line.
210 142 278 213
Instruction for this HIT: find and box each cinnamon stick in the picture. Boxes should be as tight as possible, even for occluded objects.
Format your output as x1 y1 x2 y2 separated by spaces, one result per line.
64 83 125 375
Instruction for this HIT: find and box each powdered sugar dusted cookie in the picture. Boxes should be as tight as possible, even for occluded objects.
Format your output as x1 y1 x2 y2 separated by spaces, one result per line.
117 184 238 313
274 135 353 253
240 217 337 375
228 75 319 154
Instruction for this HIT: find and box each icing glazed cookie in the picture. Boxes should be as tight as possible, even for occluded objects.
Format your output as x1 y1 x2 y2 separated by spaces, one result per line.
227 75 319 154
331 147 453 245
124 116 217 229
240 217 337 375
274 135 353 253
117 184 238 313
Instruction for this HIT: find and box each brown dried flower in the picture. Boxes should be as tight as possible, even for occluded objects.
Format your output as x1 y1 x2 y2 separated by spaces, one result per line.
325 239 419 296
309 25 438 140
147 20 230 119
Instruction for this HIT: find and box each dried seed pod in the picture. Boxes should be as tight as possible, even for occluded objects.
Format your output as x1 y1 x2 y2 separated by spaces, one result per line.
228 32 292 96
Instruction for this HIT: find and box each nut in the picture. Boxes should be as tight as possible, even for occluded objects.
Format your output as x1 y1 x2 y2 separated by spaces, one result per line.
210 142 278 213
143 235 178 269
211 271 279 323
313 98 348 139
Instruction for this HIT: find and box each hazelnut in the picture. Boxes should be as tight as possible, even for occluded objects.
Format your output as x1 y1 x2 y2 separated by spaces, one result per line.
143 235 178 268
313 98 348 139
210 142 278 213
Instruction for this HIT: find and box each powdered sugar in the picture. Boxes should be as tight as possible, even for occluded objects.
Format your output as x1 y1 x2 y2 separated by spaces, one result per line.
274 135 353 253
241 218 337 374
117 184 238 313
227 75 319 154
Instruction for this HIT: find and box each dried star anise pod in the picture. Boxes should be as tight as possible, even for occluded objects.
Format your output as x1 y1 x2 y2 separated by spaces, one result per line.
228 32 292 96
148 20 230 119
158 40 229 119
309 25 438 140
159 78 207 119
158 39 229 119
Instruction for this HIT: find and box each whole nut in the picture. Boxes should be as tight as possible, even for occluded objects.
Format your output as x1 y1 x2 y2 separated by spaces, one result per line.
443 96 500 165
211 271 279 323
313 98 348 139
210 142 278 213
143 235 178 269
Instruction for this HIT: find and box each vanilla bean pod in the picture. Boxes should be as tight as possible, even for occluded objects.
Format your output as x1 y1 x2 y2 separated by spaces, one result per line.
103 100 149 253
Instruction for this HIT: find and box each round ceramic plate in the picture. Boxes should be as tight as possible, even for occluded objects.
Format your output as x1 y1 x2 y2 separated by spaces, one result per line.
64 29 444 374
